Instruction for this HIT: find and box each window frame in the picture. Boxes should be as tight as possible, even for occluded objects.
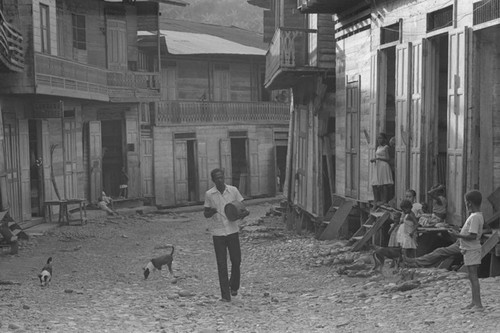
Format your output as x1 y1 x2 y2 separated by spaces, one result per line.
72 13 87 51
40 4 50 54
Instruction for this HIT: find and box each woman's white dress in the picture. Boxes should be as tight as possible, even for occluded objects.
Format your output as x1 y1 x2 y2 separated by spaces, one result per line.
372 145 394 186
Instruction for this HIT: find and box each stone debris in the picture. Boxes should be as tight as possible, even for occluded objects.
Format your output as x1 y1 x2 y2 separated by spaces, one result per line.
1 203 500 332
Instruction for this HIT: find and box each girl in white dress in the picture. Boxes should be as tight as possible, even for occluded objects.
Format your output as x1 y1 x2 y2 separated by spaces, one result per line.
370 133 394 205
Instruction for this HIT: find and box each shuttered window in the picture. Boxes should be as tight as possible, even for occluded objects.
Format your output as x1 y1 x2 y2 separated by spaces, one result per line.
72 14 86 50
40 4 50 54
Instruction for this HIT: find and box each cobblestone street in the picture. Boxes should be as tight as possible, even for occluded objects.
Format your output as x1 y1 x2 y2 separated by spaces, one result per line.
1 201 500 333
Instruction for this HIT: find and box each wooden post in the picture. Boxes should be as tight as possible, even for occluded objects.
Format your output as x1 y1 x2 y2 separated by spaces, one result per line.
60 101 66 200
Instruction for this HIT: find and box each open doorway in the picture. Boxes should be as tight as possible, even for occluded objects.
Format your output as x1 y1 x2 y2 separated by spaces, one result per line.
101 120 124 198
173 135 199 204
428 34 449 189
29 120 43 217
276 145 287 193
230 138 248 195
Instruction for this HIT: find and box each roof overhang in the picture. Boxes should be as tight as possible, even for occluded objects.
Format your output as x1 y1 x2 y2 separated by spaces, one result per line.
140 30 266 56
104 0 188 6
298 0 365 14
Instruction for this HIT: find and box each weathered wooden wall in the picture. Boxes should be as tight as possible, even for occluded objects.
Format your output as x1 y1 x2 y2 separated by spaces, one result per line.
161 57 263 102
153 124 279 206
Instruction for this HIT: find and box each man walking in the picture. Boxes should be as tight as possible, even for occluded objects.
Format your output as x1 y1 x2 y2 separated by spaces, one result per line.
204 168 248 302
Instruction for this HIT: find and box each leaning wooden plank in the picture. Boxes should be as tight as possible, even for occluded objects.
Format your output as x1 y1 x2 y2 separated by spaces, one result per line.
351 212 390 251
458 231 499 273
319 200 355 240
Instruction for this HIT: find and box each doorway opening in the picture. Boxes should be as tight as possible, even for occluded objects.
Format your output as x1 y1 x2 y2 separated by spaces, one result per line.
29 120 43 217
276 145 287 193
428 34 449 189
101 120 124 198
230 138 248 195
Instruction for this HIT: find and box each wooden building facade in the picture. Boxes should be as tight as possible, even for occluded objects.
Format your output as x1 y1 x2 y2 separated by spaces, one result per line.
252 0 336 220
150 24 290 206
323 0 500 225
0 0 171 226
257 0 500 230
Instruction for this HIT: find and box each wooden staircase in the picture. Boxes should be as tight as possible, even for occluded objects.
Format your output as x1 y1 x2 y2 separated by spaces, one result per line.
318 197 355 240
350 211 391 251
458 231 500 273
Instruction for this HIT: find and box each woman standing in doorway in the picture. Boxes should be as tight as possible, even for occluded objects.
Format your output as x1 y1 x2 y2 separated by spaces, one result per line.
370 133 394 207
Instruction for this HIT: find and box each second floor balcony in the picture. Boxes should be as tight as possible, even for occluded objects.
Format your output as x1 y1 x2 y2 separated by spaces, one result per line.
155 100 289 126
0 9 23 72
34 53 160 102
265 27 334 90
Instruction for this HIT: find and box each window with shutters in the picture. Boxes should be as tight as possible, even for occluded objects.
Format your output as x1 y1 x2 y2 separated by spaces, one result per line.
72 14 86 50
40 4 50 54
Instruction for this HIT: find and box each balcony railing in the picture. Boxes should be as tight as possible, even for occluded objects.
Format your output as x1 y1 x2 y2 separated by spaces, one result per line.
156 101 290 126
0 9 24 72
35 53 160 100
265 27 319 89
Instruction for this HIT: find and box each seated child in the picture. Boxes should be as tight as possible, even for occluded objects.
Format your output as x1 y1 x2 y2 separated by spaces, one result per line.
98 191 118 216
419 184 447 227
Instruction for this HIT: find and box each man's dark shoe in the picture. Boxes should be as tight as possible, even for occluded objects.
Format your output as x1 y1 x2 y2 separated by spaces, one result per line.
219 298 231 302
231 289 238 297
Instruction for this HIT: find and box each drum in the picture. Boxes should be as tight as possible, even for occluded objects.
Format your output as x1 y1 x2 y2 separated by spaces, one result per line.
224 201 249 222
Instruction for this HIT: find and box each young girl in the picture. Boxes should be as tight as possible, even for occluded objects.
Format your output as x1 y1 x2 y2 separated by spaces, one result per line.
388 211 402 247
370 133 394 206
400 199 419 259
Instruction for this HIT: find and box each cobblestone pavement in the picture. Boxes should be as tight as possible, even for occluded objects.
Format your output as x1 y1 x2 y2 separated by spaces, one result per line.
1 202 500 333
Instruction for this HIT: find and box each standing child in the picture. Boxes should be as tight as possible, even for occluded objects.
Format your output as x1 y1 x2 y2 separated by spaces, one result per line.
451 190 484 311
388 212 402 247
405 189 424 219
400 199 419 259
370 133 394 207
119 167 129 199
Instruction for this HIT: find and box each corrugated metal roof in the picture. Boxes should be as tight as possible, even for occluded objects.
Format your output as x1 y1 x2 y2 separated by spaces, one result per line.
104 0 187 6
139 30 266 56
159 19 267 50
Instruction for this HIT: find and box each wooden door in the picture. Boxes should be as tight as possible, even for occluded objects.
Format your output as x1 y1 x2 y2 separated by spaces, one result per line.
174 140 188 203
64 119 77 199
410 40 426 201
126 117 140 198
197 140 208 201
18 120 30 221
395 43 411 205
249 138 260 196
346 78 360 198
447 28 470 225
213 64 230 101
368 52 380 195
107 19 127 71
88 121 102 204
4 120 20 220
140 135 153 197
219 138 232 185
41 120 53 201
161 63 177 100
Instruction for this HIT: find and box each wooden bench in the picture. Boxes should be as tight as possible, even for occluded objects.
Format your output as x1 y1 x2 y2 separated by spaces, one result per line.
44 199 87 225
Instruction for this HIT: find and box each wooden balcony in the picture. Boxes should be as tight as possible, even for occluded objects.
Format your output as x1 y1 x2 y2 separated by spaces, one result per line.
34 53 160 102
0 9 24 72
265 27 332 90
156 101 290 126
